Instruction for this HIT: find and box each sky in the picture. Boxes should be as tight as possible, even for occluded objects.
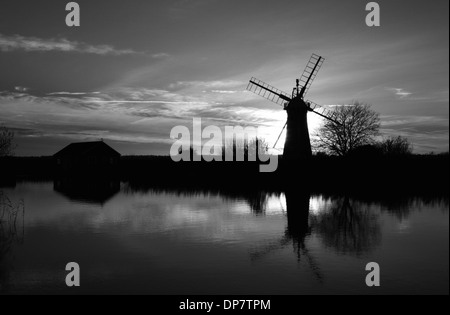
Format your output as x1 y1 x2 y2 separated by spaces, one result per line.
0 0 448 156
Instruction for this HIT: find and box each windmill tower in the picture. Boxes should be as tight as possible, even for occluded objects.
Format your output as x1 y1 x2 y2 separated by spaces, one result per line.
247 54 339 160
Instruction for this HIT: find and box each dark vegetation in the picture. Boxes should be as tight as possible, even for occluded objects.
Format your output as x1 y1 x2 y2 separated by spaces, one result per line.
313 102 380 156
1 151 448 198
0 121 448 199
0 126 15 157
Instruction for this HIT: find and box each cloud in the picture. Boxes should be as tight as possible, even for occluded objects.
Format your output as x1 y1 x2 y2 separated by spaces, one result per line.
169 80 244 90
151 53 170 58
325 104 355 107
47 92 90 96
1 85 280 134
381 115 448 129
1 90 99 110
4 85 447 155
210 90 238 94
381 115 449 153
0 33 167 57
0 90 177 155
387 88 412 99
14 86 29 92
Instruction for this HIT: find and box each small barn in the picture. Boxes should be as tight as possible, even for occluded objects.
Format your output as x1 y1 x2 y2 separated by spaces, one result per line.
54 141 121 173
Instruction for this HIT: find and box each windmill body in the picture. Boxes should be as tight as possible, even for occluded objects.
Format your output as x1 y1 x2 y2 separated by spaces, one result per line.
283 97 312 159
247 54 338 161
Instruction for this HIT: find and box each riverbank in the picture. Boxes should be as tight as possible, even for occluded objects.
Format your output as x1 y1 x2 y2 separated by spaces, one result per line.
1 153 448 197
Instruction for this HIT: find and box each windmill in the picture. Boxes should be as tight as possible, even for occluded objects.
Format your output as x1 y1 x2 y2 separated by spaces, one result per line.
247 54 339 160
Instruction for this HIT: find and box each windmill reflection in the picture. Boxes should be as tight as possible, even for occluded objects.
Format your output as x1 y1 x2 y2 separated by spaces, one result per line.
285 191 324 282
250 191 323 282
250 191 381 282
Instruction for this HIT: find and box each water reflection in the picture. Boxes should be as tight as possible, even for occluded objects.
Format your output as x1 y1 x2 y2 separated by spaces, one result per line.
0 191 24 292
0 181 448 294
107 182 446 262
123 182 272 215
248 192 384 284
53 178 120 205
310 196 381 256
250 191 325 282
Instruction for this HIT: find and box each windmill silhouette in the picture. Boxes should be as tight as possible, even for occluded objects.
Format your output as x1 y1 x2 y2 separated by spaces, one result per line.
247 54 339 160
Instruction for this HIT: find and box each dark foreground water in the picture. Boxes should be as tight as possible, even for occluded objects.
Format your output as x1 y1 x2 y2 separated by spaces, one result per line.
0 181 448 295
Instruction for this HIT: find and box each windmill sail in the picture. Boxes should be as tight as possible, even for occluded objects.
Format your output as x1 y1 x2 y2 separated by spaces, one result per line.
273 121 288 149
298 54 324 98
247 77 291 106
306 101 340 124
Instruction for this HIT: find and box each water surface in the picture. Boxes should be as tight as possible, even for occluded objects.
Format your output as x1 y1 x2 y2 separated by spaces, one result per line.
0 181 448 294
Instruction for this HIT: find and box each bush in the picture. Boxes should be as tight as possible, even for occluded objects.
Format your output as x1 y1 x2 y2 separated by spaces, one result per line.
378 136 412 156
0 126 15 157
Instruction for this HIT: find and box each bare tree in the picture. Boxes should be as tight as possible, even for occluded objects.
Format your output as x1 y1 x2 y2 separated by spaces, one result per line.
378 136 412 156
0 126 15 157
314 102 380 156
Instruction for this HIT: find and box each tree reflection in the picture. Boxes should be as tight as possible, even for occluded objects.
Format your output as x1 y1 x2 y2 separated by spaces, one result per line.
123 181 272 215
0 191 24 292
246 191 270 215
310 196 381 256
250 192 383 283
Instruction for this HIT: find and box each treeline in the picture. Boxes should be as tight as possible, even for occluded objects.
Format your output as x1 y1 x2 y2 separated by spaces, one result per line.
1 153 448 197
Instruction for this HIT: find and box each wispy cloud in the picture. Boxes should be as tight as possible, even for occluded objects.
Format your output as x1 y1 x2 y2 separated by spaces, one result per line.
14 86 29 92
210 90 238 94
381 115 449 135
0 33 168 57
387 87 412 99
326 104 355 107
0 85 279 131
47 92 92 96
168 80 244 90
151 53 170 58
4 84 446 155
381 115 449 153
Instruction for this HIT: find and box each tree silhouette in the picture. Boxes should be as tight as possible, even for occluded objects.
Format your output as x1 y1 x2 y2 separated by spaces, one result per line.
314 102 380 156
0 126 15 157
378 136 412 156
222 137 269 161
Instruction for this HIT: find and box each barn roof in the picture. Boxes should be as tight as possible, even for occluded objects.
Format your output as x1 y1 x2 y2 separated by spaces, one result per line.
54 141 121 158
